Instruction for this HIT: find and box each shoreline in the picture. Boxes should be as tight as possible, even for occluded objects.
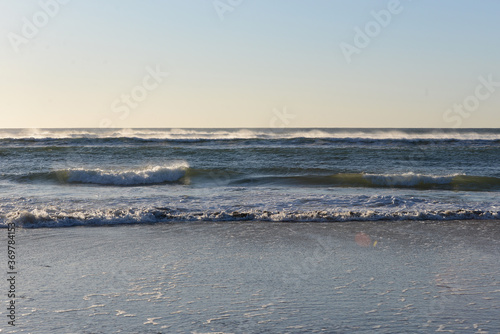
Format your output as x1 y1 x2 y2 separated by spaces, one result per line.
5 215 500 229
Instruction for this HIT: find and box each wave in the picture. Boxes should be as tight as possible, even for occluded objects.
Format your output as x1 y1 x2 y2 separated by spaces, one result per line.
230 173 500 191
357 173 500 190
11 169 500 191
1 128 500 142
26 164 189 186
1 207 499 228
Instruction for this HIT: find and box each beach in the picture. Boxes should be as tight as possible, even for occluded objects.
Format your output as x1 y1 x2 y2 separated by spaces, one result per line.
9 220 500 333
3 0 500 331
1 128 499 332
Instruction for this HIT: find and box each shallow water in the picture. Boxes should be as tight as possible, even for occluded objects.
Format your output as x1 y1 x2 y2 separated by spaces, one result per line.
12 221 500 333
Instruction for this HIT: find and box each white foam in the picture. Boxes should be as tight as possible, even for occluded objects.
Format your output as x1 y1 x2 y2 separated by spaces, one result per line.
1 128 499 141
60 163 188 186
2 207 499 228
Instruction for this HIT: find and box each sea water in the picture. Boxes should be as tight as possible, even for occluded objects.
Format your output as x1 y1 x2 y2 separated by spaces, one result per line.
11 221 500 333
0 128 499 226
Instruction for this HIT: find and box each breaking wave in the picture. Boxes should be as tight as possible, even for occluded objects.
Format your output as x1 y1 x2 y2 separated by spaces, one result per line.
230 173 500 191
46 164 188 186
1 128 500 142
2 207 499 228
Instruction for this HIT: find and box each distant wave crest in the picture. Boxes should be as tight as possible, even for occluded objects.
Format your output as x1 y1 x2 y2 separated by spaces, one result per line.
1 128 500 142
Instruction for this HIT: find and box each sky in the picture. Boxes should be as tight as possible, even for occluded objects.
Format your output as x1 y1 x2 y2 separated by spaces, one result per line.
0 0 499 128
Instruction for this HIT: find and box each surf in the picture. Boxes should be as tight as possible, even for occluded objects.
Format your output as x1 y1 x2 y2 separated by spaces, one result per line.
10 168 500 191
3 207 499 228
44 164 189 186
228 173 500 191
1 128 500 141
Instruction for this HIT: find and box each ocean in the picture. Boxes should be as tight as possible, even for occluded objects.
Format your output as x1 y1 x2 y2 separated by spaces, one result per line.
2 128 500 333
1 128 499 226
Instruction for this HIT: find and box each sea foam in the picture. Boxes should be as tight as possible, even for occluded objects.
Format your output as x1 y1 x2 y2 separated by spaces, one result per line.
2 207 499 228
1 128 500 141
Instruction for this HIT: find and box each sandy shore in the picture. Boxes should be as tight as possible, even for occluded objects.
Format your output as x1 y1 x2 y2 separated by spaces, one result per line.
7 220 500 333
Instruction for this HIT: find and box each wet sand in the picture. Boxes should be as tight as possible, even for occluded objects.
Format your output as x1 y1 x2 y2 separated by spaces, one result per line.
11 220 500 333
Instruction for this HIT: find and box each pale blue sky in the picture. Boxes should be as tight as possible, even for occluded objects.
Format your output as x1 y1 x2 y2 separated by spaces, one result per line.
1 0 499 128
